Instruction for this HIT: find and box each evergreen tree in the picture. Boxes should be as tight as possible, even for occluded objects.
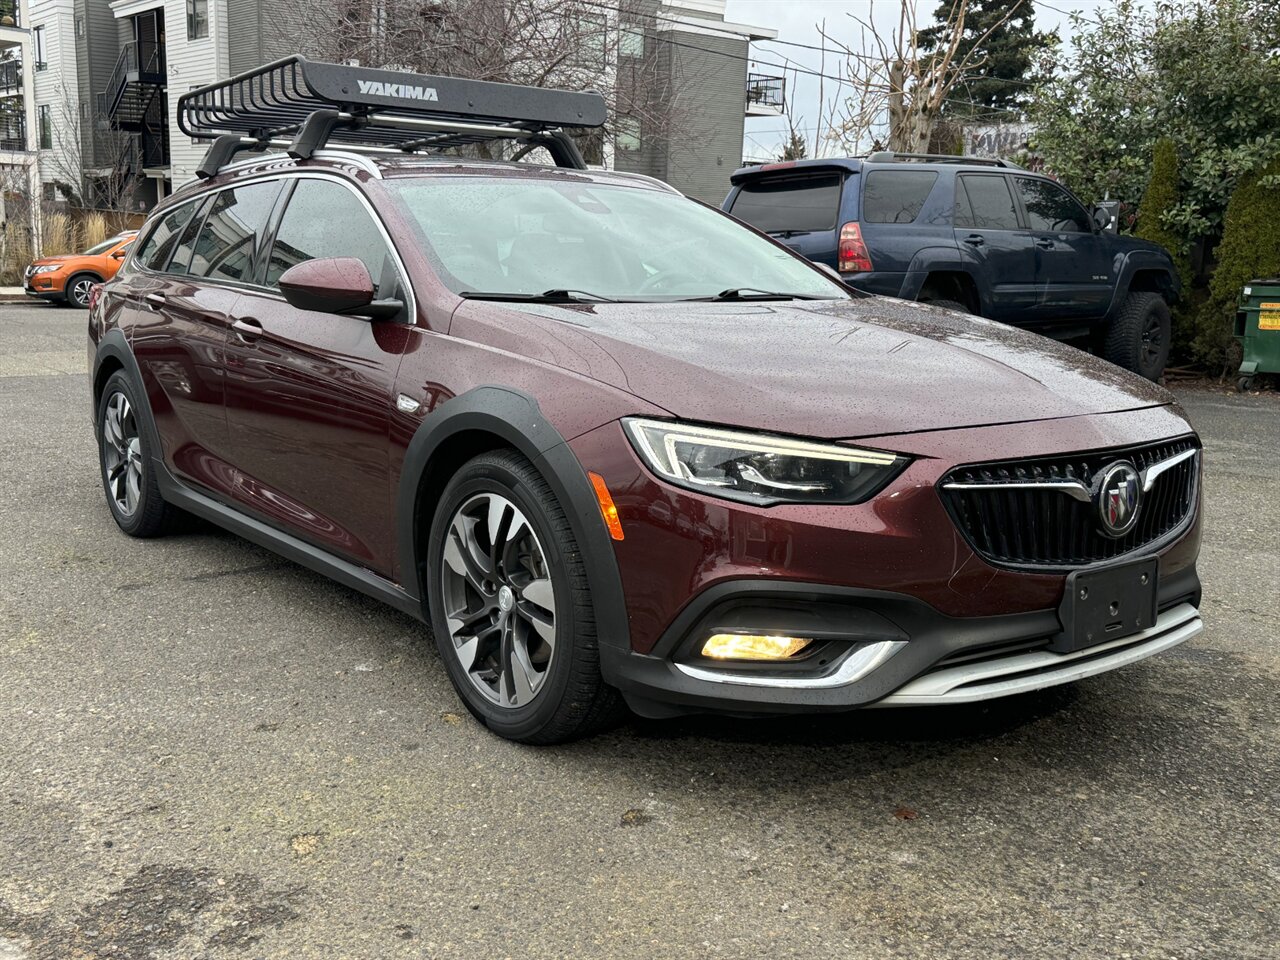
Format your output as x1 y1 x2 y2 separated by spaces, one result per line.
780 128 807 162
918 0 1055 119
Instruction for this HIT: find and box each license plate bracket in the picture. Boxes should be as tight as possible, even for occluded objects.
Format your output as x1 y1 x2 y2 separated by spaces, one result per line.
1053 557 1158 654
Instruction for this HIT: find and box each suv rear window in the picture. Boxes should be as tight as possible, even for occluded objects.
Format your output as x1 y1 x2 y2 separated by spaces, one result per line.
861 170 938 224
729 173 842 234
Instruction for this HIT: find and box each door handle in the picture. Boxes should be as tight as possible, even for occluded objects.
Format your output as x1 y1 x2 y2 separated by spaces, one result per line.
143 292 167 310
962 234 985 246
231 317 264 343
1034 238 1055 250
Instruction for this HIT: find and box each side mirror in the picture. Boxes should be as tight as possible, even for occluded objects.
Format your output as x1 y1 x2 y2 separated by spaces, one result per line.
278 257 403 319
111 250 127 260
1092 204 1119 234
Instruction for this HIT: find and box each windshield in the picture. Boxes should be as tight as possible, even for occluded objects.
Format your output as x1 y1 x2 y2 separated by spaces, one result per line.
387 176 848 301
83 236 127 256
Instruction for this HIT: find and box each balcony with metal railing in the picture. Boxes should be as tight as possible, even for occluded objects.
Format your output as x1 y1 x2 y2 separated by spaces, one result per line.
0 58 20 92
745 72 785 117
0 111 26 151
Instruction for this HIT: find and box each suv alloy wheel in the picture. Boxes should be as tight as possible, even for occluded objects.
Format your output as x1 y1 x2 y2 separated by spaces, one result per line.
426 450 622 743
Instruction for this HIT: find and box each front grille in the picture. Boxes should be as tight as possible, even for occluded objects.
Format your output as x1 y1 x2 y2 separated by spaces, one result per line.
940 436 1199 569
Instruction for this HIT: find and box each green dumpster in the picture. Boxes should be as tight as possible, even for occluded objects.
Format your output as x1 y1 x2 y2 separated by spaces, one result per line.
1234 278 1280 390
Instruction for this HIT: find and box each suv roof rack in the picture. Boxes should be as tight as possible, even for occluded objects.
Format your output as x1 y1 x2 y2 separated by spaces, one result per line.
177 56 607 179
865 151 1023 170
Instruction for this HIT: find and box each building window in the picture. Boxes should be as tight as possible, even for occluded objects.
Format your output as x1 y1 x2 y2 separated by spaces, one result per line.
187 0 208 40
619 27 645 59
76 16 85 37
33 25 47 70
615 117 640 152
38 104 52 149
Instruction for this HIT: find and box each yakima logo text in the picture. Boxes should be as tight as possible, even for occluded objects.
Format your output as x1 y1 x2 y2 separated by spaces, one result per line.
357 80 438 101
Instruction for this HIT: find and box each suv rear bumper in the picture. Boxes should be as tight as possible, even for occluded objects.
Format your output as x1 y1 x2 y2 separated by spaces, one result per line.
602 565 1201 718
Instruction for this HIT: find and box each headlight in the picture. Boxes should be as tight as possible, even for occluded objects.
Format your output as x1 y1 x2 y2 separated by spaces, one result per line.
623 418 908 506
31 264 60 274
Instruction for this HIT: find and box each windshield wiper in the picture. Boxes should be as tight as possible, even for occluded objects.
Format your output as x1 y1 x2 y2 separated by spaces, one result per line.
698 288 828 302
458 289 619 303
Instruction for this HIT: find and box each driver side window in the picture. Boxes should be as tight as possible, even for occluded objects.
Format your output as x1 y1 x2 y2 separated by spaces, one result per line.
266 178 398 295
1016 178 1091 233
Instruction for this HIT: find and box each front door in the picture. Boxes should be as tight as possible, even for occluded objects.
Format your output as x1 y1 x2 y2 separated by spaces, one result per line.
222 176 413 575
953 174 1037 321
1014 176 1113 321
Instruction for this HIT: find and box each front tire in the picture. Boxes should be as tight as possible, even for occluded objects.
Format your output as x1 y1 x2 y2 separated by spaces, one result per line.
1103 292 1171 380
95 371 176 537
426 450 623 743
67 273 98 308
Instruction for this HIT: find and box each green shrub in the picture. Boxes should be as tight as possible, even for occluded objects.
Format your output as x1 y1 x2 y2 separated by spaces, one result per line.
1196 158 1280 365
1136 138 1196 351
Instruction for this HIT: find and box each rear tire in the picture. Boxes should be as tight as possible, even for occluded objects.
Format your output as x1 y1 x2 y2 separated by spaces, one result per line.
921 298 970 314
1103 292 1171 380
95 371 177 537
426 449 624 744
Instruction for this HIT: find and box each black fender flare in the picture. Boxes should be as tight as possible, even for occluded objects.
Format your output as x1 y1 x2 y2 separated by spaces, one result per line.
394 386 631 654
900 249 988 311
1109 250 1179 316
92 328 165 459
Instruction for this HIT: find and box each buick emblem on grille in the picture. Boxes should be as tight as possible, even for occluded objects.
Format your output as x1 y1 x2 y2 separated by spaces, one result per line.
1095 461 1141 537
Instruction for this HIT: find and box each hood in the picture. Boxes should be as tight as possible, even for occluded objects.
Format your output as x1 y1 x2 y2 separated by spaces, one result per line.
29 255 75 266
450 296 1172 439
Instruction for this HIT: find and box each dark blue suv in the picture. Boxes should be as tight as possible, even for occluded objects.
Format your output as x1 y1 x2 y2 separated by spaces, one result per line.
722 153 1181 380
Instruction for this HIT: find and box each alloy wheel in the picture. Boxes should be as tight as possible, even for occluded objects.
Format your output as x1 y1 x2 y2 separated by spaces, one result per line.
439 492 558 708
71 278 94 307
101 391 143 517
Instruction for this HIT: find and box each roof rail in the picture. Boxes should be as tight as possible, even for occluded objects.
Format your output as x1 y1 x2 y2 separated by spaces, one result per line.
865 151 1022 170
177 56 607 179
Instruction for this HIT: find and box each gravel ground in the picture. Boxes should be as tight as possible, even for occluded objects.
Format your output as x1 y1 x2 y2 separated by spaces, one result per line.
1 302 1277 960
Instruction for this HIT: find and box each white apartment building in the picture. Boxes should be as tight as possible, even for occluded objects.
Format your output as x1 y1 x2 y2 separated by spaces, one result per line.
19 1 782 211
1 0 40 245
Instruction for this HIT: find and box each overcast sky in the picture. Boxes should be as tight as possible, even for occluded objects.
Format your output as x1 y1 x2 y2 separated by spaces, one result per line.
723 0 1121 160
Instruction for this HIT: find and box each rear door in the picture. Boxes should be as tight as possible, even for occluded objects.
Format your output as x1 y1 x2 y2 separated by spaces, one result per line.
1014 176 1113 320
222 175 413 575
119 195 244 494
953 174 1037 321
725 170 845 270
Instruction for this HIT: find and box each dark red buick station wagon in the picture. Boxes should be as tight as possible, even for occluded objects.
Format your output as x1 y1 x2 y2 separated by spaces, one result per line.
89 59 1204 742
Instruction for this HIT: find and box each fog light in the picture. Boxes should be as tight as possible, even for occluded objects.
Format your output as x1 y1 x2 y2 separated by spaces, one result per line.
700 633 812 661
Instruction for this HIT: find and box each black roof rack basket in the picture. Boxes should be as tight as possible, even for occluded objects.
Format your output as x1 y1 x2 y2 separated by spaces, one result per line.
177 56 607 178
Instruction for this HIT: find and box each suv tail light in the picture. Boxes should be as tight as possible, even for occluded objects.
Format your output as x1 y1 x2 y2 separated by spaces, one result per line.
86 282 103 311
838 222 873 273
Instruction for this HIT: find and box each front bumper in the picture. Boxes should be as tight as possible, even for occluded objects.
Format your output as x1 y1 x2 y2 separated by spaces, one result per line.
602 564 1201 718
25 273 66 302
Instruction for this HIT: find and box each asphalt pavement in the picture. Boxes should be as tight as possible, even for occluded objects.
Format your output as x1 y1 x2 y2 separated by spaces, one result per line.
2 302 1277 959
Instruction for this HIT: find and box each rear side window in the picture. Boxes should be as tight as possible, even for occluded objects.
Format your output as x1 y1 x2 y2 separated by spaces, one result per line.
955 175 1020 231
729 173 842 234
1016 178 1091 233
135 203 197 272
266 178 396 294
861 171 939 224
168 198 210 276
188 180 283 283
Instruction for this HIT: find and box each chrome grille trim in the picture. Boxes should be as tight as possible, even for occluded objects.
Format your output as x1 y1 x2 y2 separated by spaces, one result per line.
939 436 1200 569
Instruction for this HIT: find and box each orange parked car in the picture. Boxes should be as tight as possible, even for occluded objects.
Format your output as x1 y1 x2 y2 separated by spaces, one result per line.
24 231 138 307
